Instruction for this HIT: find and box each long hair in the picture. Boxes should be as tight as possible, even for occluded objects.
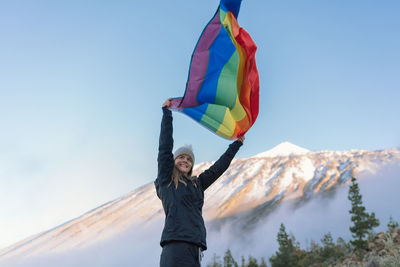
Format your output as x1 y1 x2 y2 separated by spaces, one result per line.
168 166 197 189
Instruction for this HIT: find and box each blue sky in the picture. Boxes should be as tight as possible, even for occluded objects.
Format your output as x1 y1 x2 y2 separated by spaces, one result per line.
0 0 399 249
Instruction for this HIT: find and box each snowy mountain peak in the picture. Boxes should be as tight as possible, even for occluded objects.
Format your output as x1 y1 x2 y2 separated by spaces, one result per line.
254 141 310 158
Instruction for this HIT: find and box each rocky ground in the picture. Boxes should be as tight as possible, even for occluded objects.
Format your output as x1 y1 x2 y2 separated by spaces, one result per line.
329 229 400 267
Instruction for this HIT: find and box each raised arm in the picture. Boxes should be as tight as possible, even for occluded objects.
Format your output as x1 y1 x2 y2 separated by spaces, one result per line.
155 99 174 188
198 139 243 190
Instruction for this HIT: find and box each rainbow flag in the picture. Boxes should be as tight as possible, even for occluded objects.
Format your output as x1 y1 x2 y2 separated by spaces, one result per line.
170 0 259 140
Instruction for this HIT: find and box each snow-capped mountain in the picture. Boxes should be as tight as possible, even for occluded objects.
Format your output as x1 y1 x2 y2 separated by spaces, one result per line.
1 143 400 266
253 141 310 157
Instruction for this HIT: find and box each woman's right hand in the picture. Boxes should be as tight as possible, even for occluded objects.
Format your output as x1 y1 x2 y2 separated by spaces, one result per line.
162 98 172 108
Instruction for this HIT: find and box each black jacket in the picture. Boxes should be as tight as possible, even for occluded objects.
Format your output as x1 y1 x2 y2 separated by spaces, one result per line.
155 107 242 250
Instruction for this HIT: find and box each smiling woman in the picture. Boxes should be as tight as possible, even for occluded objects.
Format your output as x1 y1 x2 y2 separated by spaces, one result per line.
154 98 244 266
171 147 195 188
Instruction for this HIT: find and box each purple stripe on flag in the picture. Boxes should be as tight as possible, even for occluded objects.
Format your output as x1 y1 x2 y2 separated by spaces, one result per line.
179 11 222 108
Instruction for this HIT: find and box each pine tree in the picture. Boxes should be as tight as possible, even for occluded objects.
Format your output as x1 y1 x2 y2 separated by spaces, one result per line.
336 237 351 256
247 256 259 267
269 223 297 267
387 215 399 233
259 257 268 267
241 256 246 267
348 177 380 251
320 232 335 260
223 249 238 267
207 253 222 267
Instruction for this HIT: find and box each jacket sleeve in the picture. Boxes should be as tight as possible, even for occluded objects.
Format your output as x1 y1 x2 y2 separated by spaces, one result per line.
198 140 242 191
154 107 174 193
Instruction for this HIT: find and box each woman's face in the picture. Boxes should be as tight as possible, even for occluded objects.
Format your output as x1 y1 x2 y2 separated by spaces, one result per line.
174 154 193 175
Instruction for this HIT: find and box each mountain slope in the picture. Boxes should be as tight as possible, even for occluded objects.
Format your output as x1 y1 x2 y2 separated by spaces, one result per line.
1 144 399 264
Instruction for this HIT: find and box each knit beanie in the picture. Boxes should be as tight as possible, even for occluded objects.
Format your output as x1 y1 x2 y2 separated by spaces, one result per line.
173 145 195 165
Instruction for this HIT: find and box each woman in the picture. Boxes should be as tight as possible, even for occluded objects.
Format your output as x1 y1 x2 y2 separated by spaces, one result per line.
155 99 244 267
